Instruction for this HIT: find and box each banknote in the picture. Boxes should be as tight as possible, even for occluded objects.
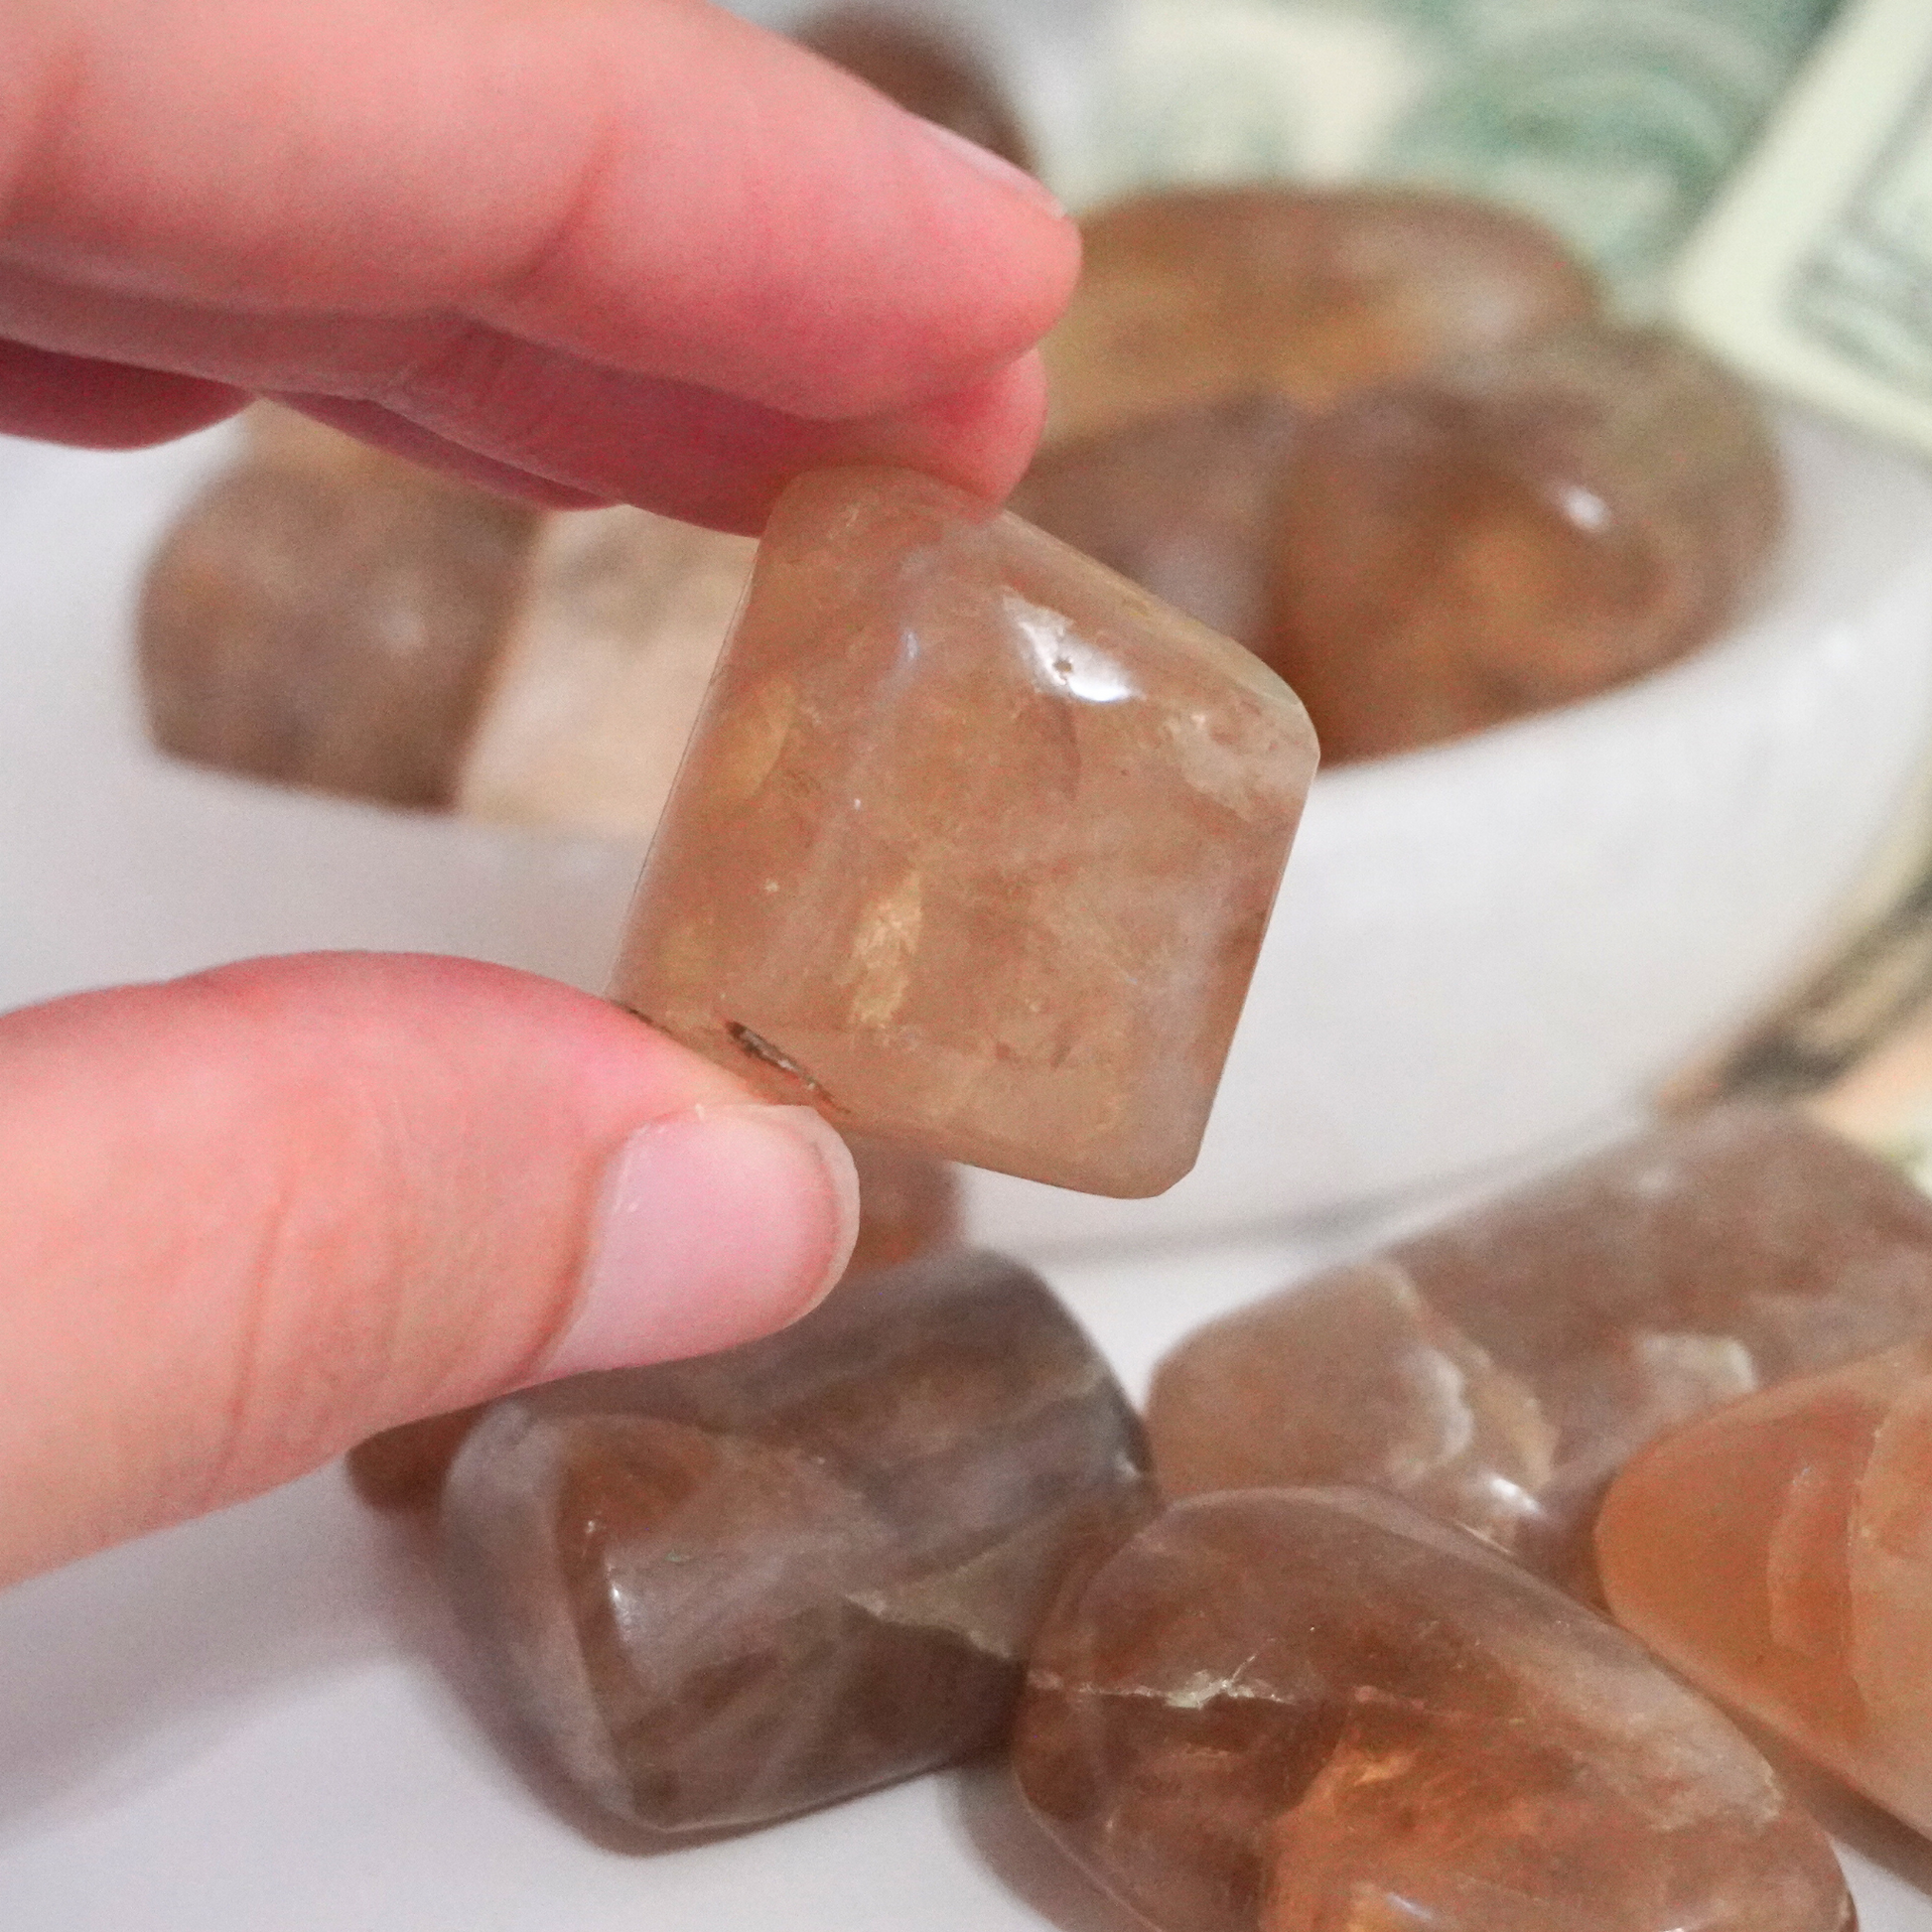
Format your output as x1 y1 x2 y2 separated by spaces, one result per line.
1075 0 1840 303
1676 0 1932 452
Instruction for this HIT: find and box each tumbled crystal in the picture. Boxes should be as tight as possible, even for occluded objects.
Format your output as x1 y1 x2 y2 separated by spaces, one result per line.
1599 1335 1932 1836
1263 323 1784 761
347 1134 960 1511
139 409 535 806
610 466 1316 1196
1148 1105 1932 1596
795 5 1033 172
455 505 755 838
1015 1489 1852 1932
442 1250 1153 1836
1042 186 1600 448
1010 395 1303 650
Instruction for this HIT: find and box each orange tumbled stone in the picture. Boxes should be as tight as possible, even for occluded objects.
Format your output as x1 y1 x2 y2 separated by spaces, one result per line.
1015 1489 1853 1932
1599 1335 1932 1836
611 467 1317 1196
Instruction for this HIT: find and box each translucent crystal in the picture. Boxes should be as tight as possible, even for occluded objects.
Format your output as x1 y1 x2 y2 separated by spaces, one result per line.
610 466 1316 1196
1264 324 1784 760
139 409 534 805
442 1250 1153 1836
1148 1106 1932 1595
455 505 755 838
1042 187 1599 448
1599 1335 1932 1837
1015 1489 1852 1932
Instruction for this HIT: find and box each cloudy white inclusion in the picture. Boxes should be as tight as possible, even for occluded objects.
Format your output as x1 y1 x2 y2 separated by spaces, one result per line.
1004 592 1139 705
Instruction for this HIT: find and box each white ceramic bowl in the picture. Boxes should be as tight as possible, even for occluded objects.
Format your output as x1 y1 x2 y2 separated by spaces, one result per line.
3 411 1930 1257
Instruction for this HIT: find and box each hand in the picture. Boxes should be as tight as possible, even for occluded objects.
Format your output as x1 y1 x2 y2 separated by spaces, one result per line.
0 0 1077 529
0 0 1079 1589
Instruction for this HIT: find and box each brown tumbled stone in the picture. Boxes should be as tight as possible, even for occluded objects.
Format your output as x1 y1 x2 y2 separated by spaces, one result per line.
139 413 535 806
611 465 1316 1197
1042 186 1600 447
1599 1336 1932 1837
442 1250 1153 1837
796 5 1033 172
346 1133 960 1511
1263 323 1784 760
1148 1105 1932 1597
1010 395 1303 649
1015 1489 1853 1932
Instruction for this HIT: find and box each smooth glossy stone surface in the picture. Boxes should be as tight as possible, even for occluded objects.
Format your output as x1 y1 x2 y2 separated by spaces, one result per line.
347 1134 960 1511
1148 1105 1932 1597
1015 1488 1853 1932
1265 323 1784 761
1042 186 1599 448
611 466 1317 1197
796 4 1033 171
139 412 535 806
1010 394 1302 649
456 506 755 837
442 1250 1153 1837
1600 1336 1932 1837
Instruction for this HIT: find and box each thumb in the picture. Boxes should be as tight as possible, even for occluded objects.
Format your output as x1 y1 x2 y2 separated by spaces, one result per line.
0 952 859 1587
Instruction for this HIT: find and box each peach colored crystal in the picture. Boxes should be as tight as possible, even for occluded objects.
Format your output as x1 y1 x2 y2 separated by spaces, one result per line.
610 467 1316 1196
1599 1335 1932 1836
1148 1105 1932 1595
456 506 754 838
1015 1489 1853 1932
1041 187 1599 448
1011 395 1304 651
1265 324 1783 760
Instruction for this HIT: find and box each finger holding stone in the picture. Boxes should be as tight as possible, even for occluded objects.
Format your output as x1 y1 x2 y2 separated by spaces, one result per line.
0 953 859 1588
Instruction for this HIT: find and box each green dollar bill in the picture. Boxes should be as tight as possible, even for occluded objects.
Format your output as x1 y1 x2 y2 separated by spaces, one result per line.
1677 0 1932 450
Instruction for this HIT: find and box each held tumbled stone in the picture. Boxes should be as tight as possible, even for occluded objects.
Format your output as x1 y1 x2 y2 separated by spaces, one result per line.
1264 323 1784 761
1599 1336 1932 1837
1148 1105 1932 1598
347 1135 960 1511
1042 186 1600 448
1015 1489 1854 1932
610 466 1317 1197
442 1250 1153 1837
139 408 536 806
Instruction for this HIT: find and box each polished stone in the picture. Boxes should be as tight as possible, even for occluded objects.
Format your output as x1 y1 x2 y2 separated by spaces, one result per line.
1148 1105 1932 1597
1042 186 1599 448
347 1134 960 1511
611 466 1317 1197
1015 1489 1852 1932
1599 1335 1932 1836
140 409 535 806
1011 394 1303 650
796 5 1033 171
455 506 755 838
442 1250 1153 1836
1264 323 1784 761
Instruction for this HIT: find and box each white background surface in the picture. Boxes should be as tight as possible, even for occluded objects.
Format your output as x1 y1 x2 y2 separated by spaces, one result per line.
4 429 1932 1923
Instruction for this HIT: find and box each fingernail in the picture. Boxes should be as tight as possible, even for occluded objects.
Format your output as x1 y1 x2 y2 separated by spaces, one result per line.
913 115 1064 216
542 1105 859 1378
